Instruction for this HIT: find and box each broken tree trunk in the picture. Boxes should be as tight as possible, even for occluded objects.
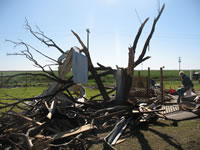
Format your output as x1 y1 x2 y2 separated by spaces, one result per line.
115 4 165 105
115 68 132 105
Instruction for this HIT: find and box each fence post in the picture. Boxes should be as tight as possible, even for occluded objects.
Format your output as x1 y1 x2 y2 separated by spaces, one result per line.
138 71 141 78
160 67 164 102
0 72 2 87
146 67 150 97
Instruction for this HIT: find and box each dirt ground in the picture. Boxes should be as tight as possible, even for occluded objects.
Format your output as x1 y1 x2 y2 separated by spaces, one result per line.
88 92 200 150
89 118 200 150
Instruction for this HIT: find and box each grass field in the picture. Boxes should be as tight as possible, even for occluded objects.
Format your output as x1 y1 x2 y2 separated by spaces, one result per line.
1 69 200 98
1 69 200 87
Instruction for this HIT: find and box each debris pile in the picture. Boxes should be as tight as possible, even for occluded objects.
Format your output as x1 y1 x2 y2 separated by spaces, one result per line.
0 44 167 149
0 4 185 150
0 86 166 150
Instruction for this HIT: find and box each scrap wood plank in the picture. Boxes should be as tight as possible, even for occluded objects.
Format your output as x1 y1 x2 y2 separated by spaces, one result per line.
161 105 179 115
36 124 94 140
140 107 166 119
115 138 126 145
44 100 56 119
132 109 165 114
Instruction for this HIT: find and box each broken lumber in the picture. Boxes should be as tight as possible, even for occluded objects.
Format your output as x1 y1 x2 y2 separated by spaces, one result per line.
36 124 94 141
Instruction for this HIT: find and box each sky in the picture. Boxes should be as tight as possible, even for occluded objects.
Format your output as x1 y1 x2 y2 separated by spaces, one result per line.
0 0 200 71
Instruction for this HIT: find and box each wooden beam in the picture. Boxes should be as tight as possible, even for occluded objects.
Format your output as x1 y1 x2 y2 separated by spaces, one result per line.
44 124 94 140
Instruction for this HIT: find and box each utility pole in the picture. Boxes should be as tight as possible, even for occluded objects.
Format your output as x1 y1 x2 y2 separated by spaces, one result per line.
86 28 90 50
178 57 181 71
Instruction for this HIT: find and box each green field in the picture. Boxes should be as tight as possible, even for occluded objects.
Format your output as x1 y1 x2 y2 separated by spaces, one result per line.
1 70 199 85
1 69 200 114
1 70 200 98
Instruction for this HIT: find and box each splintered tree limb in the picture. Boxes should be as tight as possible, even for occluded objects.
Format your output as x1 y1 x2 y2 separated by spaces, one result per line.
128 18 149 71
71 30 87 49
71 30 110 102
116 4 165 104
34 124 94 142
135 4 165 66
117 18 149 104
49 124 94 140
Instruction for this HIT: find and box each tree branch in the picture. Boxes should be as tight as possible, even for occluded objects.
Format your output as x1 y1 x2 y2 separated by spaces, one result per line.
135 4 165 66
71 30 110 102
25 18 64 54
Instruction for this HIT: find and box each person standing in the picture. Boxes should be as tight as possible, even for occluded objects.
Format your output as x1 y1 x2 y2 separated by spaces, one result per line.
176 71 194 104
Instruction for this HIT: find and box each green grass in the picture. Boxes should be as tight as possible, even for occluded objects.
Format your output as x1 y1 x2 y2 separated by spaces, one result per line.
0 86 47 113
164 80 200 91
0 87 47 99
134 70 199 80
1 70 199 87
1 69 200 100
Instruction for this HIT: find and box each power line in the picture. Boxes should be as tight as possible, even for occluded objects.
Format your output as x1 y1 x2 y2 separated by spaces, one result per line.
135 9 142 24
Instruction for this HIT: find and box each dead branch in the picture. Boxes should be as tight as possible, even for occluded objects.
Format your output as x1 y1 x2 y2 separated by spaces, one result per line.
6 40 58 64
71 30 87 49
6 40 69 84
135 4 165 66
129 18 149 69
71 30 110 102
6 40 58 78
25 19 64 54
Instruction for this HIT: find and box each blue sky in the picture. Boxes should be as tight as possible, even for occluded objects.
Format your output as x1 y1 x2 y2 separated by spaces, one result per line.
0 0 200 71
